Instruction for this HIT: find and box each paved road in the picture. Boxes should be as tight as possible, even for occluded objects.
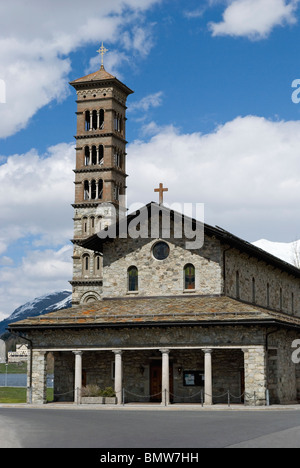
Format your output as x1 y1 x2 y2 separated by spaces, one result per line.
1 407 300 449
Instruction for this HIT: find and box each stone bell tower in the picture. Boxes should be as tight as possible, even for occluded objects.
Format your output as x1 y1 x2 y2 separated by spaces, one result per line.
69 47 134 305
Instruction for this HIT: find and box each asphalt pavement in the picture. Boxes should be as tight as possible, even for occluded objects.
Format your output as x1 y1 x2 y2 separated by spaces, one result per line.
1 405 300 449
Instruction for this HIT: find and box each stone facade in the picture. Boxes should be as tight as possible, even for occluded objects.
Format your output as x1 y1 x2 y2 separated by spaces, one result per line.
26 324 300 406
102 234 223 298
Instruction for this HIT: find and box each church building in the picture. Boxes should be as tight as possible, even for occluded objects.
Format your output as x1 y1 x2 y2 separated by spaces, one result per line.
9 50 300 407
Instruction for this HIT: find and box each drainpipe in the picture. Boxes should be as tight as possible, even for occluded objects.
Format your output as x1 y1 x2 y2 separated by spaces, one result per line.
8 331 33 404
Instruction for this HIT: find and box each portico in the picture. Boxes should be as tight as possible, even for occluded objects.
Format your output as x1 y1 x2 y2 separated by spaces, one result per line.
28 343 266 407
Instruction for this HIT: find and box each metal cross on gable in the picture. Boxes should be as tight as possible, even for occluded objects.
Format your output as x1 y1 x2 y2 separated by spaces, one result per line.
154 183 168 205
97 42 109 68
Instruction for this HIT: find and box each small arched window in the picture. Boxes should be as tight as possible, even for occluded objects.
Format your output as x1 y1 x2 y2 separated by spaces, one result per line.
99 145 104 165
98 179 103 199
236 271 240 299
83 255 90 274
128 266 138 292
184 264 195 290
252 278 256 304
92 110 97 130
95 255 101 275
91 180 97 200
84 181 89 200
99 109 104 129
85 111 90 131
91 146 97 165
84 146 90 166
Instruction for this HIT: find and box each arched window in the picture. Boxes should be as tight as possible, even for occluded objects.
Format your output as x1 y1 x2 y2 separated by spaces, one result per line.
92 110 97 130
99 145 104 165
252 278 256 304
85 111 90 131
82 216 88 235
98 179 103 199
128 266 138 292
184 264 195 290
84 181 89 200
84 146 90 166
95 255 101 275
91 146 97 165
90 216 95 232
99 109 104 129
236 271 240 299
83 255 90 274
91 180 96 200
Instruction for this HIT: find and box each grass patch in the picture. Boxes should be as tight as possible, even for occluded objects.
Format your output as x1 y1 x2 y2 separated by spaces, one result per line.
0 362 27 374
0 387 54 403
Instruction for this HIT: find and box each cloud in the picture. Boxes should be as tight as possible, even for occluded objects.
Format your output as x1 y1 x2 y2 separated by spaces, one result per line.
0 0 161 138
0 142 75 253
129 91 164 112
126 116 300 241
0 245 72 320
209 0 300 39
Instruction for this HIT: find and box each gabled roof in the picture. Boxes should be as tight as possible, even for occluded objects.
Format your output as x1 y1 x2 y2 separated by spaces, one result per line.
8 295 300 331
76 202 300 279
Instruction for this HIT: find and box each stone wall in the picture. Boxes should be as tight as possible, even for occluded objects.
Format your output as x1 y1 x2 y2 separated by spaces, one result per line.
102 234 223 298
225 248 300 316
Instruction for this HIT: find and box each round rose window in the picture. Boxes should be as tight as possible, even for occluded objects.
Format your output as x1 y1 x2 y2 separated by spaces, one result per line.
152 241 170 260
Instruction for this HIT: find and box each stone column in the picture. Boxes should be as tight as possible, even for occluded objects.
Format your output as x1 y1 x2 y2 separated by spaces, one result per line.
89 112 93 131
73 351 82 405
203 349 213 405
243 346 267 406
31 350 47 405
97 110 100 130
160 348 170 406
113 350 123 405
88 180 92 200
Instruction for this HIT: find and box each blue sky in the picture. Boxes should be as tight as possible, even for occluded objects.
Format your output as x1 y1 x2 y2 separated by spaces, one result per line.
1 0 300 318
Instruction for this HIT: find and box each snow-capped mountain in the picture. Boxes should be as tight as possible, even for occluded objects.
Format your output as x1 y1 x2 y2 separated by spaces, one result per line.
0 290 72 337
252 239 300 267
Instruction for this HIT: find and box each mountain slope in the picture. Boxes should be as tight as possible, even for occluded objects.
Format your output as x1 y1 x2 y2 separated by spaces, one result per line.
0 290 72 337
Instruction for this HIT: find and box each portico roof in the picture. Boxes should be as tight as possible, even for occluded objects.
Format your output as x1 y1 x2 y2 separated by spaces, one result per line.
8 295 300 331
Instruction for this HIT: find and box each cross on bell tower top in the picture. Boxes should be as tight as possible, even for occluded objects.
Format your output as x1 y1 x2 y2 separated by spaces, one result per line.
154 183 168 205
97 42 109 69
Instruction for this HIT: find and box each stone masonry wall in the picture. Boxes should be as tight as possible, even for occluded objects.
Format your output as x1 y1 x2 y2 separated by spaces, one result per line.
102 233 223 298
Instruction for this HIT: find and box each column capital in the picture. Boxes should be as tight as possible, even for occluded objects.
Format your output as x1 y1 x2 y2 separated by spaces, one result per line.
202 348 213 354
73 351 83 356
112 349 123 355
159 348 170 354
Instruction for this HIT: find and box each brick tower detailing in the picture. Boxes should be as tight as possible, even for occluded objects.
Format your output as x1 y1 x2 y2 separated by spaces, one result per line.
69 63 134 305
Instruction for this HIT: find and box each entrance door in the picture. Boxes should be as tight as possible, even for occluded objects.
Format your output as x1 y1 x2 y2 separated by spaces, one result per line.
150 362 173 402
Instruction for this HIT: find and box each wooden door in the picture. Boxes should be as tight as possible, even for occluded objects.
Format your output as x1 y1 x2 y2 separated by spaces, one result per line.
150 362 173 402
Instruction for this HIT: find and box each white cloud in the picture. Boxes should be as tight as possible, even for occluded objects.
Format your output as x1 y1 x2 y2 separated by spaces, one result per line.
209 0 300 39
0 142 74 253
0 245 72 320
129 91 164 112
127 116 300 241
0 0 161 138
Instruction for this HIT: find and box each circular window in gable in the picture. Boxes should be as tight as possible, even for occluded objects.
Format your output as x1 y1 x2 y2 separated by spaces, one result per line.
152 241 170 260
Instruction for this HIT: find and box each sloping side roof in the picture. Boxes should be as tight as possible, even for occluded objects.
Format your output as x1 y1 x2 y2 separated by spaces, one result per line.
8 295 300 331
